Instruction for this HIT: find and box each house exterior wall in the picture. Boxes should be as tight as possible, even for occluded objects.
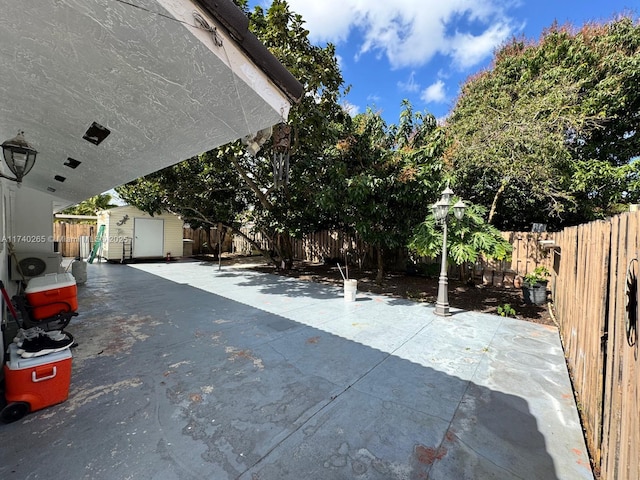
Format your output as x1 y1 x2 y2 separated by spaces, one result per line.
0 182 8 357
97 206 183 261
0 184 58 354
11 186 55 253
0 183 10 291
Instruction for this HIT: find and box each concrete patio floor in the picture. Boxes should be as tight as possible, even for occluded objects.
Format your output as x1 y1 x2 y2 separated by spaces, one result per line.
0 260 594 479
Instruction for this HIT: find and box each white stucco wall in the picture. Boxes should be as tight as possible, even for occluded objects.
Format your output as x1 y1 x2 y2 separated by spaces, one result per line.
0 182 7 356
0 182 9 287
0 183 57 355
11 185 55 253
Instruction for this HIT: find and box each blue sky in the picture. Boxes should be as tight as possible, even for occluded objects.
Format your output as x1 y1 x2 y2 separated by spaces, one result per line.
253 0 638 125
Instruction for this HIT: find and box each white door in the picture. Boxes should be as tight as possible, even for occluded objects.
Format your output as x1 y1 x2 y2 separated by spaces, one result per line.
133 218 164 257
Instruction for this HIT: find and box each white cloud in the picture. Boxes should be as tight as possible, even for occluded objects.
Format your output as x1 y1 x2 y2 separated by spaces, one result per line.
283 1 356 43
342 100 360 116
449 22 514 69
366 93 381 105
421 80 447 103
281 0 518 70
398 71 420 93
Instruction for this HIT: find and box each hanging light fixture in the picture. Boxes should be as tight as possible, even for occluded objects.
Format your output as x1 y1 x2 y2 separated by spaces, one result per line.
1 131 37 183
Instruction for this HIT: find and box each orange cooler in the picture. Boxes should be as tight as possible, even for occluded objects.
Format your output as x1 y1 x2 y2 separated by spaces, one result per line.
25 273 78 320
3 343 73 412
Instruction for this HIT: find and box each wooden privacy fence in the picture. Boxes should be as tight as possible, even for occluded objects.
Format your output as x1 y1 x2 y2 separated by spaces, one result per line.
232 227 552 281
54 224 234 258
478 231 554 286
288 230 374 267
231 226 271 255
232 227 373 265
55 222 551 281
552 212 640 480
182 227 233 255
53 223 95 258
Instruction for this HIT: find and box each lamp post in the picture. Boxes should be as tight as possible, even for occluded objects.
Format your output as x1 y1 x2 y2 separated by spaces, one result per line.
432 185 466 316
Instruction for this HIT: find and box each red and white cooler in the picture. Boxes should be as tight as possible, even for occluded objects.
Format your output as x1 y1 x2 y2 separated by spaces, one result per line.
25 273 78 320
3 343 73 413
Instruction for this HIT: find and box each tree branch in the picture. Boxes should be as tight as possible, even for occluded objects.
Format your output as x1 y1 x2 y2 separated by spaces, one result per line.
488 178 509 224
174 206 217 227
230 156 273 210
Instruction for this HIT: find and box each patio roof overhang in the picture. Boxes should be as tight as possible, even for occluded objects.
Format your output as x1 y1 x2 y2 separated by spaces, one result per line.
0 0 302 211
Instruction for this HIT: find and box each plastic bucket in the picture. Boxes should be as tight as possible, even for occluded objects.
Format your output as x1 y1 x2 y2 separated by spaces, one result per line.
343 279 357 302
71 259 87 285
522 283 547 305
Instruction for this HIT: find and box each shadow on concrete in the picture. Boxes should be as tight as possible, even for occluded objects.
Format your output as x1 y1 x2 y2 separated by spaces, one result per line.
0 264 564 480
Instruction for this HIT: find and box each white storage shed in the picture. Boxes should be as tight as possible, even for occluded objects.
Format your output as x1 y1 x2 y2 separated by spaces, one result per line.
95 206 184 262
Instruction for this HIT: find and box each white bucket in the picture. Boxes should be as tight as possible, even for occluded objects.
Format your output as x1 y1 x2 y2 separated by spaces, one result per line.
343 279 357 302
71 258 87 285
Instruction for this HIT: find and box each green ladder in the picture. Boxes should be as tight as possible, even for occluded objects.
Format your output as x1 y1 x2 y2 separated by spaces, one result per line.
88 224 105 264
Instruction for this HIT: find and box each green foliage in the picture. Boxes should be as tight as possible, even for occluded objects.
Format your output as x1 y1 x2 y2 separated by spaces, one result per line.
497 303 516 317
116 151 249 229
523 266 550 287
116 5 640 280
447 16 640 230
60 194 117 217
319 101 446 281
341 103 444 247
119 0 348 267
409 201 512 266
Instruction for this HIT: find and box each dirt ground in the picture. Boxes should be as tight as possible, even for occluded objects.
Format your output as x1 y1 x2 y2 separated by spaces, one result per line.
217 254 554 326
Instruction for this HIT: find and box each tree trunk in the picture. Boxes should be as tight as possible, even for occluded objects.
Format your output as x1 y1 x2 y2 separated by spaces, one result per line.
230 157 272 210
376 245 384 285
459 262 471 284
258 230 295 270
488 178 509 224
281 232 294 270
228 225 278 267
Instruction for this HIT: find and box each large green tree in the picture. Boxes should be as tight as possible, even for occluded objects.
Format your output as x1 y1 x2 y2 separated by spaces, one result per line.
446 16 640 230
118 0 347 267
323 101 445 283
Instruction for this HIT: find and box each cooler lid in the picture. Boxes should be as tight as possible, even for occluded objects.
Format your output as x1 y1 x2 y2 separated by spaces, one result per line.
5 343 72 370
25 273 76 294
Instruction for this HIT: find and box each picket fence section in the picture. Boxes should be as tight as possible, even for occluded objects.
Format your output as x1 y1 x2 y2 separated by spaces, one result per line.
551 213 640 480
600 214 639 480
553 222 610 473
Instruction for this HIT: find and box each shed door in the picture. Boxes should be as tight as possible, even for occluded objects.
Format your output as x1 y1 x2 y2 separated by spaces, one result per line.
133 218 164 257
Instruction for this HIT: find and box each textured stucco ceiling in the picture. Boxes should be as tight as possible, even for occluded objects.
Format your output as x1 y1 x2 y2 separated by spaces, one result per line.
0 0 292 209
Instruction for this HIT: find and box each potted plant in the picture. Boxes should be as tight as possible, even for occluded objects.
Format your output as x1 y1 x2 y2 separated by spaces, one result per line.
521 266 550 305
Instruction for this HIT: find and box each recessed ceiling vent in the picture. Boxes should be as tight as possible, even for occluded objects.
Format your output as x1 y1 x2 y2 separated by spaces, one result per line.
54 175 66 182
83 122 110 145
64 158 81 169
